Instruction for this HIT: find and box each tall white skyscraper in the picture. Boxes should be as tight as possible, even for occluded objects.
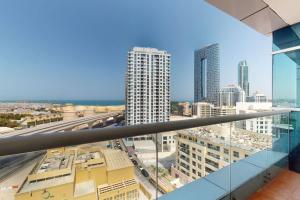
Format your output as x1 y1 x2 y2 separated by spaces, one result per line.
125 47 170 127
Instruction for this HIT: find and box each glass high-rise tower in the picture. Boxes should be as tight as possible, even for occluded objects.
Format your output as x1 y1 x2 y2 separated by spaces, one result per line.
194 43 220 105
238 60 250 97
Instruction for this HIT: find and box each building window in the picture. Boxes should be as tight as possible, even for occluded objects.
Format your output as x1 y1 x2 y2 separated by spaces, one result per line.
192 161 196 166
223 148 229 154
205 167 214 173
197 156 201 161
233 151 239 158
207 143 220 151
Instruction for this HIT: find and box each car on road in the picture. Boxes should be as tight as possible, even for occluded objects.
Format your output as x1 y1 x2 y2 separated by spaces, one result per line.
141 169 149 177
138 165 144 171
131 159 138 166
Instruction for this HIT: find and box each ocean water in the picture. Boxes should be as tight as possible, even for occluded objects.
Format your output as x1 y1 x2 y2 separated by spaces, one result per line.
0 100 125 106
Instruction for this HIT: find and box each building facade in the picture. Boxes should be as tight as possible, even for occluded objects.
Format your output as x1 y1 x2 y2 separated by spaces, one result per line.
247 92 267 103
194 44 220 105
125 47 171 127
218 85 245 107
236 102 272 135
172 125 270 181
238 60 249 97
192 102 236 118
15 147 149 200
192 102 216 118
178 102 191 116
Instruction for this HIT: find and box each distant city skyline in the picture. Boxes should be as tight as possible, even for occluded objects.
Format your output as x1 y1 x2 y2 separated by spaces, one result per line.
0 0 272 101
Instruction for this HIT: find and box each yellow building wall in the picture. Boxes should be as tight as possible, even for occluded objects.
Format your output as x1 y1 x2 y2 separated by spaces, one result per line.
98 183 139 200
139 183 152 200
75 166 107 186
15 182 74 200
107 167 134 184
74 192 96 200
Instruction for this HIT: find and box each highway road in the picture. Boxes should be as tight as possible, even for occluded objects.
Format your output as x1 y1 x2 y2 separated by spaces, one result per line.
0 113 123 188
0 112 122 138
0 152 44 181
0 156 41 200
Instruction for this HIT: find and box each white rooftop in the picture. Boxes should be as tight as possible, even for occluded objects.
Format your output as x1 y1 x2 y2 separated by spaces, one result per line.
178 124 272 152
131 47 169 54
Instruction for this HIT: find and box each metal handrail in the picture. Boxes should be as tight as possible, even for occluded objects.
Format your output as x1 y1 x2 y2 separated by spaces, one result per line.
0 110 290 156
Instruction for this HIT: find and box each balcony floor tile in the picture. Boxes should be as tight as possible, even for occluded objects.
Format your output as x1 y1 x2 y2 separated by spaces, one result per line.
248 169 300 200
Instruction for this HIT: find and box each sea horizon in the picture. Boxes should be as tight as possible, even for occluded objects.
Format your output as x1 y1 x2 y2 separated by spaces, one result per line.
0 100 125 106
0 99 192 106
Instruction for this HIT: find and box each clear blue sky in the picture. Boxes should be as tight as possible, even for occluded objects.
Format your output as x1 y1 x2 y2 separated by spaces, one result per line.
0 0 272 101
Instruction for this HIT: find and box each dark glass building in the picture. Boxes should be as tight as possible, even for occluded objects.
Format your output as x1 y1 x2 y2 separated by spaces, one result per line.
194 43 220 105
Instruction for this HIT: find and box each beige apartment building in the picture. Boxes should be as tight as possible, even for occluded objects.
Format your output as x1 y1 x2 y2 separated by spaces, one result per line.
15 147 150 200
172 125 271 181
192 102 236 118
178 102 191 116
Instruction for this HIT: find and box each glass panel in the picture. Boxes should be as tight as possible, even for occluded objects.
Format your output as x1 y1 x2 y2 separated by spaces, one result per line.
158 122 232 200
230 114 289 199
273 49 300 108
289 111 300 173
0 113 291 200
0 132 158 200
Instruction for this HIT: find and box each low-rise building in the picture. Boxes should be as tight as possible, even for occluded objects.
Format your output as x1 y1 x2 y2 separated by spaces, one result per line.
216 106 236 116
192 102 216 118
236 102 272 135
15 147 149 200
172 125 271 182
178 102 191 116
192 102 236 118
246 92 268 103
22 114 63 128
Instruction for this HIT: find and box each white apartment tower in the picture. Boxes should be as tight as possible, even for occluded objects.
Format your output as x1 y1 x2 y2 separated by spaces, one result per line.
125 47 170 126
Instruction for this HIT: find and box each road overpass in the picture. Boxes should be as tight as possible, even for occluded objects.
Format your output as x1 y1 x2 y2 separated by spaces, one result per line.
0 112 123 138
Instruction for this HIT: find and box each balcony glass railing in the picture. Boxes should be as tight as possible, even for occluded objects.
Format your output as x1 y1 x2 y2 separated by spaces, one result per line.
0 110 292 200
